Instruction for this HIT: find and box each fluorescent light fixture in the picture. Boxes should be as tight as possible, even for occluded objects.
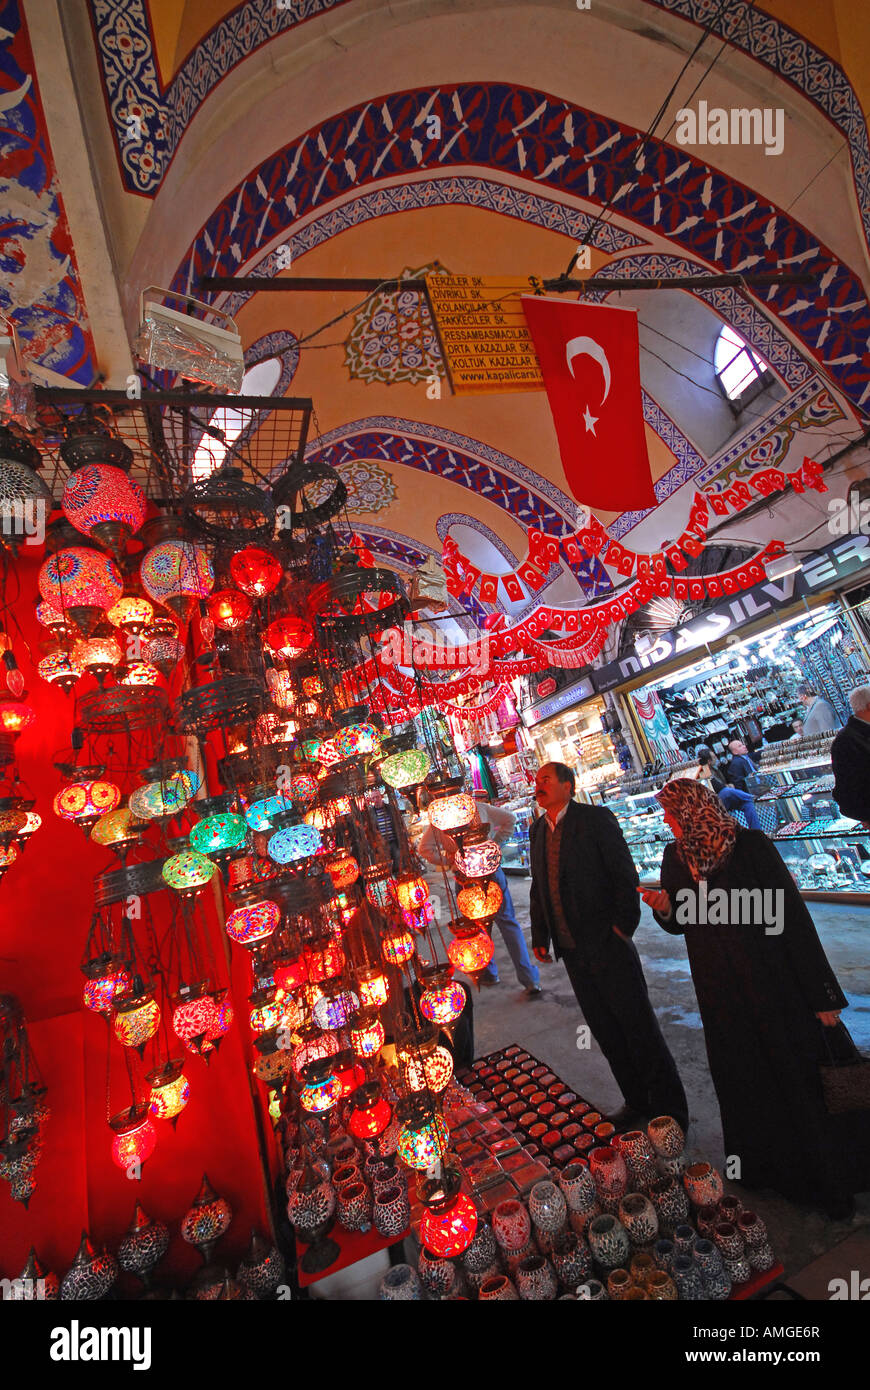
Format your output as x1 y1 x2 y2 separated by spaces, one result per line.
134 287 245 392
764 552 802 581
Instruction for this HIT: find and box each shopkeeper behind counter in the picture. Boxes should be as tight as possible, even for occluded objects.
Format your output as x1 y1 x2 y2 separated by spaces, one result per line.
796 683 839 736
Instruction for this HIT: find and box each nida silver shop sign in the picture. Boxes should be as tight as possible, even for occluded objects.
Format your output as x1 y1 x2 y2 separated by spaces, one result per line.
591 535 870 694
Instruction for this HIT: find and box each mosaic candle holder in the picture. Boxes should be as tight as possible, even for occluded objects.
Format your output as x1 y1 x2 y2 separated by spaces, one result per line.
586 1214 631 1270
515 1254 558 1301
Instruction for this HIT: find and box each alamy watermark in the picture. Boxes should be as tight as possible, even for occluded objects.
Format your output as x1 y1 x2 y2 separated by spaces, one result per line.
0 497 46 546
378 623 491 678
675 102 784 156
828 497 870 536
674 882 784 934
50 1322 151 1370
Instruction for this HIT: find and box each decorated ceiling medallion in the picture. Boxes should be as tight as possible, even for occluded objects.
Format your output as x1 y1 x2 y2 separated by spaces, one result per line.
344 263 449 386
307 459 397 516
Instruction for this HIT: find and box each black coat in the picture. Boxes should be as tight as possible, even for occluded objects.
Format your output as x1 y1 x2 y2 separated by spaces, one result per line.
724 753 757 792
831 715 870 822
529 800 640 964
653 829 870 1205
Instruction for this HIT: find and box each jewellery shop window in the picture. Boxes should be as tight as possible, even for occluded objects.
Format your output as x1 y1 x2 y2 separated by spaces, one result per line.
608 603 870 901
530 698 623 801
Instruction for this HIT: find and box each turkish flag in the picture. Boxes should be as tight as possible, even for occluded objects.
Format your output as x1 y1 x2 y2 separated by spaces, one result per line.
522 297 656 511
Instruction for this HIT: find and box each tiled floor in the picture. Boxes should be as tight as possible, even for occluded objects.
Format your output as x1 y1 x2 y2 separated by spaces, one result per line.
455 874 870 1291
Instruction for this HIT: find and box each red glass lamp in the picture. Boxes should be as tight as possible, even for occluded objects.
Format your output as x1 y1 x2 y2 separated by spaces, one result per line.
229 545 283 597
349 1009 385 1059
446 919 494 976
302 936 345 983
348 1081 392 1140
62 463 146 548
107 595 154 636
0 701 35 736
355 963 390 1009
147 1059 191 1122
110 1105 158 1172
457 878 503 923
273 954 308 992
225 888 280 948
419 1163 478 1258
171 984 219 1056
382 927 416 966
113 988 161 1054
206 588 253 631
419 966 465 1025
394 872 430 913
324 848 359 890
265 616 314 660
54 778 122 831
82 955 131 1013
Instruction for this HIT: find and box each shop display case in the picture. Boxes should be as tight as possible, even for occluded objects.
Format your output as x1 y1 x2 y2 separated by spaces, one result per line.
600 734 870 904
500 802 533 876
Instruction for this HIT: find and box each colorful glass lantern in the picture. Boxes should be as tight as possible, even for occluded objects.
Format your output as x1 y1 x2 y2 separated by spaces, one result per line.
302 938 345 983
172 987 219 1054
382 927 416 966
36 600 70 633
91 807 140 851
402 1036 454 1093
420 1174 478 1258
37 651 81 691
325 848 359 890
457 879 503 922
304 801 349 832
62 463 145 539
225 894 280 947
130 766 201 820
455 837 502 878
113 990 160 1051
82 957 131 1013
364 861 396 910
419 968 465 1025
267 669 296 709
302 674 324 698
54 779 121 829
397 1111 450 1171
147 1060 190 1121
253 1034 294 1085
107 595 154 635
348 1082 392 1139
189 809 247 858
334 721 381 760
332 1050 366 1099
301 733 341 768
141 634 185 676
427 790 476 833
71 635 123 681
447 921 494 975
210 992 234 1043
273 955 308 992
15 810 41 846
229 545 283 597
291 1025 340 1080
206 588 253 631
312 985 359 1031
265 616 314 660
121 663 161 687
0 807 27 844
267 820 321 865
140 540 214 610
349 1010 385 1059
249 989 281 1036
162 850 217 894
394 872 430 912
299 1058 341 1114
0 701 35 735
243 792 291 832
110 1106 157 1172
38 547 124 615
380 748 432 789
356 964 390 1009
0 844 19 879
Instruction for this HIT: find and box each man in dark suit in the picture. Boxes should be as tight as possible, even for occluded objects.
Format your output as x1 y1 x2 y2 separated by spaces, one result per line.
724 739 758 793
529 762 688 1130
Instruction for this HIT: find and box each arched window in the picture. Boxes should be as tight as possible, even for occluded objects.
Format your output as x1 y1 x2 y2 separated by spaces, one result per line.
714 325 770 403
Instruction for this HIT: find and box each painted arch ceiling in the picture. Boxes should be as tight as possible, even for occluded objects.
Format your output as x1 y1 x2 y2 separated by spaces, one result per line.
2 0 869 636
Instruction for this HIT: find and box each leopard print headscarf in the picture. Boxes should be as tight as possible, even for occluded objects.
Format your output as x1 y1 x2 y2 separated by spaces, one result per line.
656 777 738 882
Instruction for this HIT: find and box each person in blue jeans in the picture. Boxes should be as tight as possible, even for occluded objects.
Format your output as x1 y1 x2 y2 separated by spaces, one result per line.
417 796 542 997
696 747 762 829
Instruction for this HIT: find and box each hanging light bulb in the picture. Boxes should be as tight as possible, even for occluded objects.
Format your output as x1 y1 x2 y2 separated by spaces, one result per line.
188 796 247 860
171 984 220 1055
62 462 146 548
426 785 476 833
334 720 381 760
147 1060 191 1122
454 830 502 878
2 653 25 698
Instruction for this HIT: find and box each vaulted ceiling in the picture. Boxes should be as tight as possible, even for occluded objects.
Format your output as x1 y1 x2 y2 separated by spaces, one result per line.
3 0 869 625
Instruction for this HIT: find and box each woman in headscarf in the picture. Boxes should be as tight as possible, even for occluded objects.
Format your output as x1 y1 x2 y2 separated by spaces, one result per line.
641 778 869 1219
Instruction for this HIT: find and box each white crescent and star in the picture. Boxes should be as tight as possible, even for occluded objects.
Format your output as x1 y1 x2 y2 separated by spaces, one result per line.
566 335 612 435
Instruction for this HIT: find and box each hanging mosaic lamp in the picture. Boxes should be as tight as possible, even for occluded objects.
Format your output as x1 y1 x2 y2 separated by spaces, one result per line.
90 807 140 852
348 1081 392 1140
162 849 217 895
107 595 154 636
354 963 390 1009
331 1048 366 1099
117 1203 170 1287
394 872 430 912
0 801 28 849
290 1023 341 1079
71 634 123 683
419 966 465 1025
14 810 41 850
59 1232 118 1301
382 926 416 966
209 991 234 1047
419 1163 478 1258
188 795 247 860
446 919 495 976
298 1058 341 1116
113 987 161 1054
35 600 71 635
147 1060 191 1122
140 539 214 624
265 615 314 660
273 952 308 992
0 700 35 736
172 984 224 1057
267 668 296 709
454 828 502 878
334 720 381 760
243 788 292 832
312 984 359 1031
229 544 283 597
225 887 280 948
426 780 476 833
109 1105 158 1173
61 463 146 550
397 1107 450 1171
266 818 321 865
6 1247 60 1300
0 843 18 880
380 747 432 790
324 847 359 890
120 662 162 687
206 587 253 631
82 956 132 1013
181 1174 232 1264
401 1032 454 1093
302 936 346 983
129 760 201 821
364 860 396 909
457 878 503 923
349 1009 386 1059
38 547 124 634
36 651 81 692
53 778 121 831
141 633 185 678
